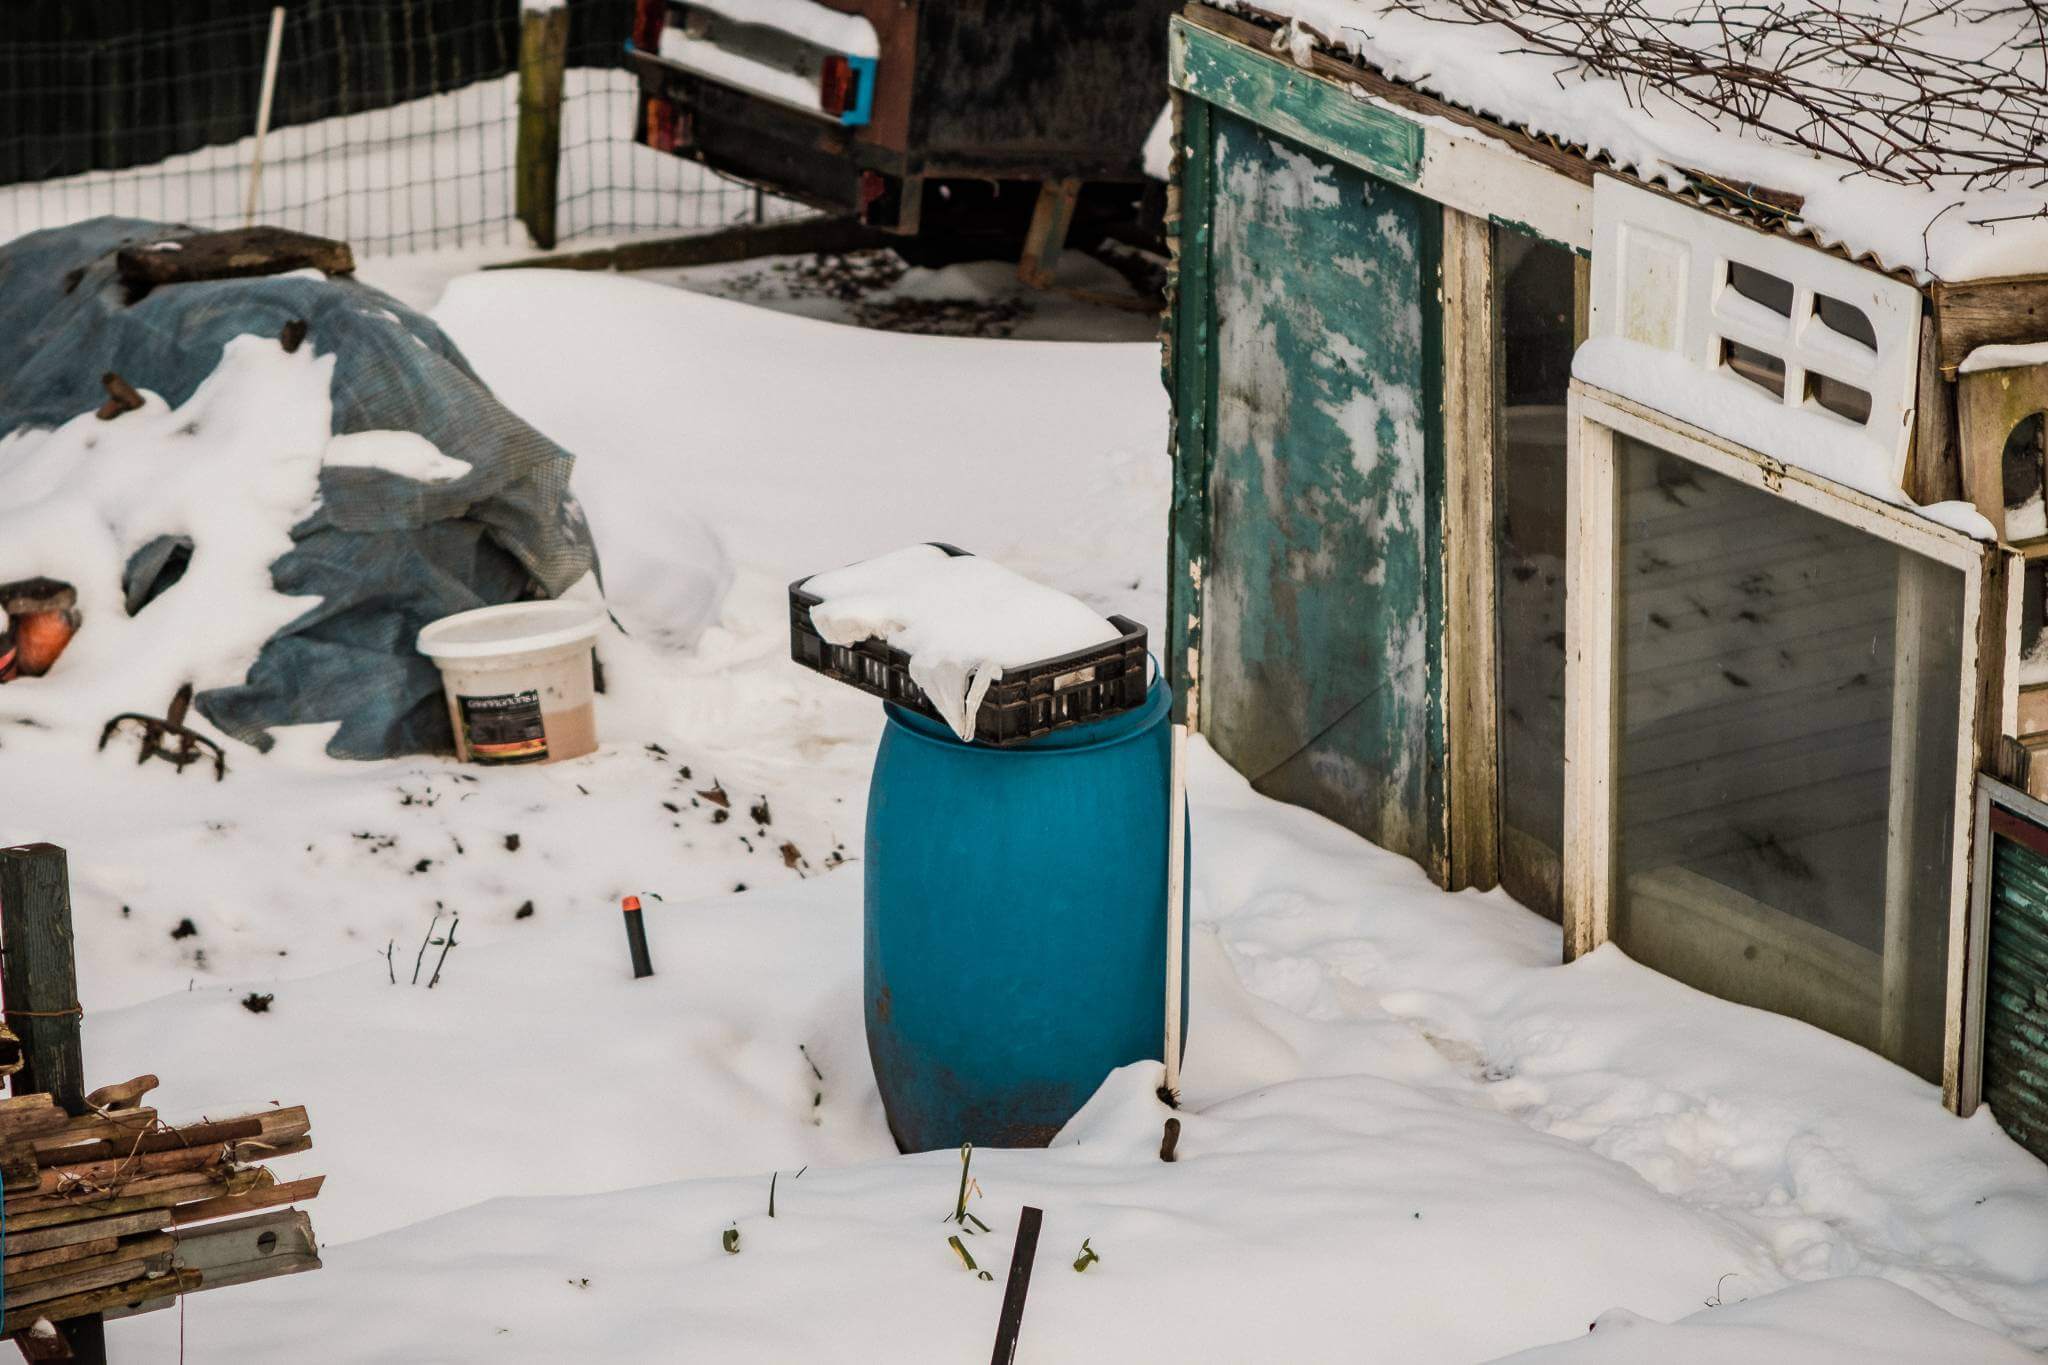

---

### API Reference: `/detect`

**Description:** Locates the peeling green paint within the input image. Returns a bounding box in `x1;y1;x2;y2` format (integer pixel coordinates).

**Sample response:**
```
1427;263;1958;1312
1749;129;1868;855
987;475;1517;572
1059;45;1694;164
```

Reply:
1169;17;1423;187
1185;109;1445;867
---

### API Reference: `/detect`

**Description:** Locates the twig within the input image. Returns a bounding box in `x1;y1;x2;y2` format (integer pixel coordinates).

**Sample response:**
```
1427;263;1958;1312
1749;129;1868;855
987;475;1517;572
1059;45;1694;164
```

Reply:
411;913;440;986
426;914;459;988
1373;0;2048;190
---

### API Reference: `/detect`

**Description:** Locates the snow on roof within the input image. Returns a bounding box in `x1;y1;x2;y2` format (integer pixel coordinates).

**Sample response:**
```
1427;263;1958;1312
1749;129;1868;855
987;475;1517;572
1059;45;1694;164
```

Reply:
1217;0;2048;282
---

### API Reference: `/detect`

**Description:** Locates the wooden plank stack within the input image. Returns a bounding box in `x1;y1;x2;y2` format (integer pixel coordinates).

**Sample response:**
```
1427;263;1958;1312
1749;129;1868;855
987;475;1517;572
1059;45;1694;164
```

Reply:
0;1075;321;1342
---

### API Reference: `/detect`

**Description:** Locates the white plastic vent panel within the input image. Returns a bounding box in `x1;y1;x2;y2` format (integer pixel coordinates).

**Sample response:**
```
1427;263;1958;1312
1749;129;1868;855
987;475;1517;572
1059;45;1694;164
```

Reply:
1589;176;1922;481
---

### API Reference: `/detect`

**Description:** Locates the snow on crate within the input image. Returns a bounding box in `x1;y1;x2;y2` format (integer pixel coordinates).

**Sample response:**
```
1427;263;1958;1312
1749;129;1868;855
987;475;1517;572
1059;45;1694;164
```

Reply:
800;544;1123;741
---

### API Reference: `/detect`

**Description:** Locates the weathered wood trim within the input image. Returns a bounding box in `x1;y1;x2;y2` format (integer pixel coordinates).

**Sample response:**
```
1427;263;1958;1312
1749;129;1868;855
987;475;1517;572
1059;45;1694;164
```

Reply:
1963;776;2001;1116
484;217;889;273
1907;314;1962;506
1018;179;1084;290
1954;546;2021;1110
1931;274;2048;375
1957;362;2048;541
1178;7;1591;249
1186;4;1593;186
1419;191;1452;886
1572;252;1592;346
1562;394;1618;960
2021;684;2048;739
1170;16;1422;186
1443;207;1500;892
1575;386;1985;571
1882;556;1937;1061
1165;90;1217;730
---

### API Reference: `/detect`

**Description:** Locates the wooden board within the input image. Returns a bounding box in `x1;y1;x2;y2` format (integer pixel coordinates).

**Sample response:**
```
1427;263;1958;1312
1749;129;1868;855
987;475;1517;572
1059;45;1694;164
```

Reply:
1176;9;1591;249
1957;363;2048;538
1908;315;1962;506
1931;274;2048;375
113;227;353;290
1195;106;1445;871
2;1211;172;1258
1442;206;1500;891
1171;17;1422;186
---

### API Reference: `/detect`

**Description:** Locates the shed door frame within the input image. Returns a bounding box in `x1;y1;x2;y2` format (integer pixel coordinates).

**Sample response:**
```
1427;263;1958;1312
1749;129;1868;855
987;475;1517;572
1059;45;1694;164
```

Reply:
1566;380;2004;1107
1166;11;1592;888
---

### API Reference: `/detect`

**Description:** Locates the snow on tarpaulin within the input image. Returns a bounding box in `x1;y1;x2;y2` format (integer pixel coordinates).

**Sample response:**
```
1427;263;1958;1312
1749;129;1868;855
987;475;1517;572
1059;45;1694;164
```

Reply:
0;217;610;758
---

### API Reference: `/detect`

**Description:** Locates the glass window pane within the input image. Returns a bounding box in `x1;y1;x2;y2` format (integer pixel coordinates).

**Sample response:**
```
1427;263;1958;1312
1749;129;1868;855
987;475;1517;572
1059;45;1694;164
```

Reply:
1612;434;1962;1085
1494;230;1576;920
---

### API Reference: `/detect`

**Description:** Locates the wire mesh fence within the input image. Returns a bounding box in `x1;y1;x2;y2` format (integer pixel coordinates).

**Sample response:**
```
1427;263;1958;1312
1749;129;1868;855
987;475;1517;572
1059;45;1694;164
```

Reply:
0;0;794;255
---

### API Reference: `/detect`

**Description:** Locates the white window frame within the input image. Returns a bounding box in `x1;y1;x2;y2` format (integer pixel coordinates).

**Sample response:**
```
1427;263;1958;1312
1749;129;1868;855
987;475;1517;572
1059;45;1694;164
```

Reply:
1565;381;2000;1106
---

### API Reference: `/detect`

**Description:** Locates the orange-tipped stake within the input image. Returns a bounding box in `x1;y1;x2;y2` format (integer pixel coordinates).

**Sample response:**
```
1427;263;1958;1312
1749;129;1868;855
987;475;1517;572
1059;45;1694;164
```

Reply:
622;895;654;979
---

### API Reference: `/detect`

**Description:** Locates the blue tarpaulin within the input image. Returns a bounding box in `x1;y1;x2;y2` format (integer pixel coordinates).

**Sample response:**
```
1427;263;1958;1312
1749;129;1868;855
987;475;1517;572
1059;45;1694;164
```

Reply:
0;217;599;758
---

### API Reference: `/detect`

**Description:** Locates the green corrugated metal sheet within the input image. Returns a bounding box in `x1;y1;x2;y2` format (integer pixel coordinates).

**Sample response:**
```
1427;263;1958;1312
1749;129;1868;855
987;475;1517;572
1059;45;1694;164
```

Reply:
1987;835;2048;1162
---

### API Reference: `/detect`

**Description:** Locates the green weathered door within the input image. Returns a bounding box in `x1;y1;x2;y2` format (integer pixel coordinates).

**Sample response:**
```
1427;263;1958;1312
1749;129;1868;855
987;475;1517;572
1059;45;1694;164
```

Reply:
1986;808;2048;1163
1189;107;1443;867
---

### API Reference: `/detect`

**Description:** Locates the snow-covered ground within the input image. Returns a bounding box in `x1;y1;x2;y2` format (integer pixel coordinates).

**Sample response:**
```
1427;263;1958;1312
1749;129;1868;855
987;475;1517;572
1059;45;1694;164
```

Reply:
2;259;2045;1360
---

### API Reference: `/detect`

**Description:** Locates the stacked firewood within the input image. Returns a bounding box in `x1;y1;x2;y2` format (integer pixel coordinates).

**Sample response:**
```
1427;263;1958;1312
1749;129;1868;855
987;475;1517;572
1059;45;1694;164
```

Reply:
1;1074;321;1340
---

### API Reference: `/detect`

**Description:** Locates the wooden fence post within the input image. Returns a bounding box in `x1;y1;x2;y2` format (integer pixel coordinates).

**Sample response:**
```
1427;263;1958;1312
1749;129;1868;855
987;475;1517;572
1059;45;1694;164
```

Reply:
516;3;570;251
1;843;106;1362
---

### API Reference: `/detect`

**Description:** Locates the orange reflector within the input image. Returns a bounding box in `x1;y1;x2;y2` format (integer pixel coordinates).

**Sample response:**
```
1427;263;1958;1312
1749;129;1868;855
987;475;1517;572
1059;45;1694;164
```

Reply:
820;54;854;118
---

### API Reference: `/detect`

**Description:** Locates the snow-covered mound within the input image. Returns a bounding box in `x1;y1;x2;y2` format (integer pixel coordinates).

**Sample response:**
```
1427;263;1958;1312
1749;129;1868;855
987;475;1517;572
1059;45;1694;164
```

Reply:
0;219;715;759
1492;1276;2037;1363
0;337;329;724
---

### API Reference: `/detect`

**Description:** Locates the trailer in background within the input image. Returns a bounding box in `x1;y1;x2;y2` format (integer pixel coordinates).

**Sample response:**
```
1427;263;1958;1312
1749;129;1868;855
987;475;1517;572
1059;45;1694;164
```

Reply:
625;0;1175;267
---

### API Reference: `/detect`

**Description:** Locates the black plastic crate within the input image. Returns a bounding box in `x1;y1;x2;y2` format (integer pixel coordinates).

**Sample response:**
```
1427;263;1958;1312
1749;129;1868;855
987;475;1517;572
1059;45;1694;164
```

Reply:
789;545;1149;746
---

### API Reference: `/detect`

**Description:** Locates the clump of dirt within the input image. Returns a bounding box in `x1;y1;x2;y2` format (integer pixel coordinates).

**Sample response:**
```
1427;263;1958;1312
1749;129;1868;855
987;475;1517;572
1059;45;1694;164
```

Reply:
722;250;1034;339
851;295;1030;339
786;250;908;300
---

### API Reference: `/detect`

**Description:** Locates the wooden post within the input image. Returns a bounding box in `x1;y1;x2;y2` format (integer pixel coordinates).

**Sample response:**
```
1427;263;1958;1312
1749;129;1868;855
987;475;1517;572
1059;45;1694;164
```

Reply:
243;6;287;227
1163;722;1187;1101
1441;206;1500;892
516;3;570;251
988;1206;1042;1365
1;844;105;1363
1017;179;1082;290
1;846;84;1112
1561;396;1619;962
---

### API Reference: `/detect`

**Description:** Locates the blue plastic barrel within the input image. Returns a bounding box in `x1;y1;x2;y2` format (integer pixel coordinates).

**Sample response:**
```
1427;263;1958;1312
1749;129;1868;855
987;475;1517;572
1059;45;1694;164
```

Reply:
864;678;1190;1152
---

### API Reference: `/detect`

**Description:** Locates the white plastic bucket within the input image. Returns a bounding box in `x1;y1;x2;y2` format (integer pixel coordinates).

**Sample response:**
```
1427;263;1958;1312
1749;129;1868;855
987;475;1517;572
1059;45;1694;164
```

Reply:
416;601;605;766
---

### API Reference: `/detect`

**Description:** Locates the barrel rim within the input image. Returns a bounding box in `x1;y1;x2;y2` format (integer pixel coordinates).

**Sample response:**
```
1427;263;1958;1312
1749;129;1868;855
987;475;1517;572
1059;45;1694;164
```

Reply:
882;678;1171;755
